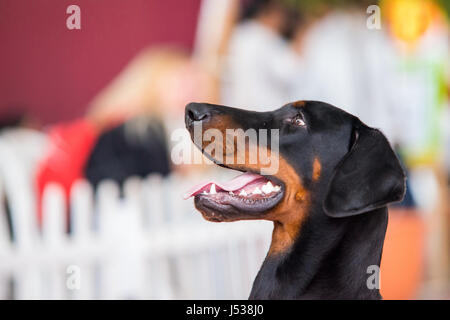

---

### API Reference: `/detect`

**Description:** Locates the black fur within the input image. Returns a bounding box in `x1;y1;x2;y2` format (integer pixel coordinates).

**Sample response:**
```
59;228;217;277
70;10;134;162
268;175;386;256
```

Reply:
185;100;406;299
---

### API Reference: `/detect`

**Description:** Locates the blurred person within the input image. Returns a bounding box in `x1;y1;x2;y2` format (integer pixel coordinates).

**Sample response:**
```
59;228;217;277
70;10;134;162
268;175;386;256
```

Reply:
86;46;217;175
290;2;400;141
289;0;449;167
83;48;186;190
221;0;405;138
380;0;449;168
380;0;450;297
84;117;171;190
221;0;305;110
35;46;217;225
35;118;98;226
87;47;216;132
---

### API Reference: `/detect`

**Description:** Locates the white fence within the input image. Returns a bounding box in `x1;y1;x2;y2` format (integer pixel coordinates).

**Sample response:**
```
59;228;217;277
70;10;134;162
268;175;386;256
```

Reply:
0;172;272;299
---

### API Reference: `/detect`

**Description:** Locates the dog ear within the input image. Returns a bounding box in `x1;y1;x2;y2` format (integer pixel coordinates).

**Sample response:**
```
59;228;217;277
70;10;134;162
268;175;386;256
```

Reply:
323;123;406;218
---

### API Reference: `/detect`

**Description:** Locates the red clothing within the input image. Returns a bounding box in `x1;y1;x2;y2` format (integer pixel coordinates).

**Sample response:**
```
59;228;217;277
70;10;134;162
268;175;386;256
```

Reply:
36;119;98;225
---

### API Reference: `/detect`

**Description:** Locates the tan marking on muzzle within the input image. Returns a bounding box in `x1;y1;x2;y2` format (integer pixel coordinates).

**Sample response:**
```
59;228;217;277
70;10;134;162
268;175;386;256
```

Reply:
198;117;310;255
228;149;309;255
313;157;321;181
265;158;309;256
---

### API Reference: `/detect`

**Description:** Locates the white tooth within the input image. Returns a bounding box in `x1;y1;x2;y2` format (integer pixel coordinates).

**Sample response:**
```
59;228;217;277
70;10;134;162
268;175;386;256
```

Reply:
252;187;262;195
229;191;234;195
262;181;274;194
202;191;208;195
210;184;217;194
239;190;247;196
274;185;281;192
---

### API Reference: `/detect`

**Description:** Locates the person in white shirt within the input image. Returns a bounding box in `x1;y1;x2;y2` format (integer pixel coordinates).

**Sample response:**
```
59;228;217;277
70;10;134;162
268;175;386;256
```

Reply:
221;0;303;111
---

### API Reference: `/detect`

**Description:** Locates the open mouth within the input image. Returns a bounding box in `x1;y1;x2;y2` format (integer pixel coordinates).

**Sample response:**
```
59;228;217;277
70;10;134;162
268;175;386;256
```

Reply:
184;171;285;222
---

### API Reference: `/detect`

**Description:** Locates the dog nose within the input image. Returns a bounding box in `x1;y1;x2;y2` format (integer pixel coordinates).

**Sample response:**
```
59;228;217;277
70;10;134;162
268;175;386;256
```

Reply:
185;103;211;126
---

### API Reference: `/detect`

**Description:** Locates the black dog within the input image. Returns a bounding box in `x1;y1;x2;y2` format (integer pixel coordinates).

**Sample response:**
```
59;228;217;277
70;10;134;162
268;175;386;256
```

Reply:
184;100;405;299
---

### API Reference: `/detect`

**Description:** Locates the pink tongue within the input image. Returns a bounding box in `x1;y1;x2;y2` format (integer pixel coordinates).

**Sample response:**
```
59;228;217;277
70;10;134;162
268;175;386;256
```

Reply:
184;172;264;199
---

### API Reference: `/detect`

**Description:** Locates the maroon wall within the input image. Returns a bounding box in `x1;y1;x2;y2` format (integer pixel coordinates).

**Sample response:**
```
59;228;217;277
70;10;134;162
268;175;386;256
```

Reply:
0;0;201;125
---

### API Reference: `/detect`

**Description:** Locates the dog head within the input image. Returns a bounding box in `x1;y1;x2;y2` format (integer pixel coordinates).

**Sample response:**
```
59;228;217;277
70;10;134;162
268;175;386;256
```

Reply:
184;101;405;233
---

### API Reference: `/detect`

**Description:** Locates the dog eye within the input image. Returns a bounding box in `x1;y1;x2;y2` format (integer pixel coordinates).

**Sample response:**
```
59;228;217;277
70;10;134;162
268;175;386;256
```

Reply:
292;116;306;127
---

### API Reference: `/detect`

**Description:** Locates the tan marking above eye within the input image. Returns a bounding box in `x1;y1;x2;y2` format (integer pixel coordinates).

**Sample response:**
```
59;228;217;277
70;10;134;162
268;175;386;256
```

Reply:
293;100;306;108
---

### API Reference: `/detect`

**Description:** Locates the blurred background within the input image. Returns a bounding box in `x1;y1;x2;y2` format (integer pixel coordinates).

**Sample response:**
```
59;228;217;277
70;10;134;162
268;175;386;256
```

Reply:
0;0;449;299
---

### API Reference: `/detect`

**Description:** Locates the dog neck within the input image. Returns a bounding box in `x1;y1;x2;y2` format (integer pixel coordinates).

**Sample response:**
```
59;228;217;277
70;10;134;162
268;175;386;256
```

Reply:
249;205;388;300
